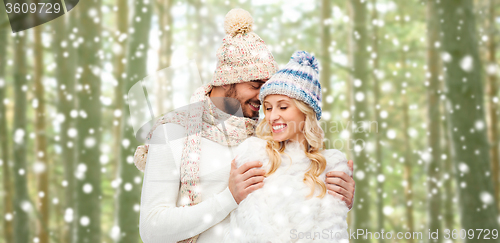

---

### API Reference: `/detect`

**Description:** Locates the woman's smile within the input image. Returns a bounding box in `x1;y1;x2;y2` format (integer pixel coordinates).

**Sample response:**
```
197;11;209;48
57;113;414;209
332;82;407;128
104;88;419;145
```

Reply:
271;123;287;133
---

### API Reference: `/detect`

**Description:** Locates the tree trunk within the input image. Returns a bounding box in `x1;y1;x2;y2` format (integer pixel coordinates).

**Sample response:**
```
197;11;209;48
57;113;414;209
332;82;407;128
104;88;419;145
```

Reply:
320;0;333;133
33;24;49;243
438;0;500;240
401;52;414;243
486;0;500;210
349;0;372;239
112;0;128;179
75;0;102;242
12;31;30;243
0;7;14;243
52;13;77;243
442;115;455;230
157;0;174;112
116;0;152;242
426;1;442;242
370;1;384;240
188;0;203;80
52;12;77;243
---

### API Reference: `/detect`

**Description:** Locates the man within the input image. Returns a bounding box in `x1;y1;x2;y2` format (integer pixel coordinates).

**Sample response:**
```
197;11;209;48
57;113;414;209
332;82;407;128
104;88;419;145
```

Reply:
137;8;355;243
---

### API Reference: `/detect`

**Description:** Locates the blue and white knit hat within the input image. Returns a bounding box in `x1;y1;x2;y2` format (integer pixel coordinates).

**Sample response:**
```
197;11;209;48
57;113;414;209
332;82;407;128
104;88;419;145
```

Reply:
259;51;322;120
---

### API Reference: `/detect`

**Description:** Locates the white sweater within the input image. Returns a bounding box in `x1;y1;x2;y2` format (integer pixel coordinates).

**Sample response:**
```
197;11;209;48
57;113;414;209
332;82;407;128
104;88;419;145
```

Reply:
224;137;351;243
139;123;239;243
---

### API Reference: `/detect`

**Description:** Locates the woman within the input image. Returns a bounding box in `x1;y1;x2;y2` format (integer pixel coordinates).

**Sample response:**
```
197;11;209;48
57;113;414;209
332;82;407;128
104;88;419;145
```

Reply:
224;51;351;243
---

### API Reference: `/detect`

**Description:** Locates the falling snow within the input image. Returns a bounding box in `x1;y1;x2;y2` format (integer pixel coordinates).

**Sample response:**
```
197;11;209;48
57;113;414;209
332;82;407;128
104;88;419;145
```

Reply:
480;192;493;205
80;216;90;226
459;55;473;72
83;183;93;194
386;129;396;139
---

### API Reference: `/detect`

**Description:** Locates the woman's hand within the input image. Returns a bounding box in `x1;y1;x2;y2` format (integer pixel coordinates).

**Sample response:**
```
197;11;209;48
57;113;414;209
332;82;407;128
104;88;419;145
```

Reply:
228;158;266;204
325;160;355;210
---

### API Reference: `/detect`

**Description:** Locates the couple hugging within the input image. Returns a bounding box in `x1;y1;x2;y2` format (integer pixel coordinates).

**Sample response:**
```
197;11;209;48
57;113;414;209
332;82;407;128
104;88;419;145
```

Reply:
135;8;355;243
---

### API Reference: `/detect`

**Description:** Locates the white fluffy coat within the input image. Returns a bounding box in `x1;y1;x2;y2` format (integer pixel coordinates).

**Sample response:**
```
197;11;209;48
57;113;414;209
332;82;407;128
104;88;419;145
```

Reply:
224;137;351;243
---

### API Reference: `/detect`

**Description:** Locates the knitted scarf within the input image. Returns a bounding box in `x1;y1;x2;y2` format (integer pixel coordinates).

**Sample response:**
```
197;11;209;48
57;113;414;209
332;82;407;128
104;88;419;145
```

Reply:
133;84;256;243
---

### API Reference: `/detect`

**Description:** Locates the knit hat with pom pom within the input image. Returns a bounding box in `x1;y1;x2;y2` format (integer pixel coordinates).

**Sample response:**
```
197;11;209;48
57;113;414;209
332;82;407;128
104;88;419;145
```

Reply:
212;8;279;86
259;51;322;120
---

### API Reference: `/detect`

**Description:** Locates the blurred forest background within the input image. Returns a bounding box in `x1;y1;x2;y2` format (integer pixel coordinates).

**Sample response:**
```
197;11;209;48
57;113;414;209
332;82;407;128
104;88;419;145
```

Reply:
1;0;500;242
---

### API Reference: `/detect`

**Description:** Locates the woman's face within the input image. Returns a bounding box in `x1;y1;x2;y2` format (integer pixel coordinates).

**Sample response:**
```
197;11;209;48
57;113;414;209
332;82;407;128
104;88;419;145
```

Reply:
263;95;306;143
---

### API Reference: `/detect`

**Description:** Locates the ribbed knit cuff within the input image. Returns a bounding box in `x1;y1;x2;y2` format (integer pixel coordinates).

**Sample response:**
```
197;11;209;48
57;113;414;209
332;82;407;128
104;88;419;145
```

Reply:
212;62;279;86
218;187;239;213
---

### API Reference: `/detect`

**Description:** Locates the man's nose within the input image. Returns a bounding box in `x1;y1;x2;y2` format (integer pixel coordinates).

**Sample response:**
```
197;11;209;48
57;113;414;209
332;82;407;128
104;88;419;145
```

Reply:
253;90;261;101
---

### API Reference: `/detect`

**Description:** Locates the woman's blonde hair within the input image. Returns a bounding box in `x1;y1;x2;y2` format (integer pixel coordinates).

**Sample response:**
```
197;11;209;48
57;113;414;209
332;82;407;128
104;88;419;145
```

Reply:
256;98;327;198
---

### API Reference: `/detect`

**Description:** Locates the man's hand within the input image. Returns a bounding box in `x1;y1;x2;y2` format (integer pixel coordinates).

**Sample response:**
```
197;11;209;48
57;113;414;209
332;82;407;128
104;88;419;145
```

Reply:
228;159;266;204
326;160;355;210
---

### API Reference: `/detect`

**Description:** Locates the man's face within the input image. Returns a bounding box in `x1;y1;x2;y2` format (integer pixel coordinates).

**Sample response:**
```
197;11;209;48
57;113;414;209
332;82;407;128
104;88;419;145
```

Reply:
224;80;267;119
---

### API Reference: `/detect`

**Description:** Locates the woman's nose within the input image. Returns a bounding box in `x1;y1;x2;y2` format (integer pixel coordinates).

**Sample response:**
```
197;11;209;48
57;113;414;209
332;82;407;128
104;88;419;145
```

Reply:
269;109;280;122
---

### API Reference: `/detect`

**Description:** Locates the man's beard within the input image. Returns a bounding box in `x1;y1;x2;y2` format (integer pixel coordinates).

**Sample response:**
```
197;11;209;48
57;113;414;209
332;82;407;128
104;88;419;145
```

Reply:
224;85;260;119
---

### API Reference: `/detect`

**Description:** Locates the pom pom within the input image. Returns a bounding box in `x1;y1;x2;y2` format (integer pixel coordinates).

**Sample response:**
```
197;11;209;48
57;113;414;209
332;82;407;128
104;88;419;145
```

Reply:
134;145;149;172
224;8;253;36
290;51;319;73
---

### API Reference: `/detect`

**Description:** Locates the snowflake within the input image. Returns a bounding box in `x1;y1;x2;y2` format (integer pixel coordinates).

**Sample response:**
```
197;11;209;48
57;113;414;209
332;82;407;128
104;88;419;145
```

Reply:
67;128;77;138
114;109;122;117
122;139;130;148
480;192;493;205
386;129;396;139
21;201;31;212
100;155;109;165
355;171;365;180
83;183;93;194
354;79;362;87
487;64;497;75
14;128;25;144
203;214;213;223
460;55;473;72
33;162;46;174
84;137;96;148
110;225;120;240
355;92;365;102
75;163;87;180
124;183;132;191
460;182;467;188
475;120;485;130
380;110;388;119
80;216;90;226
458;163;469;173
383;206;394;215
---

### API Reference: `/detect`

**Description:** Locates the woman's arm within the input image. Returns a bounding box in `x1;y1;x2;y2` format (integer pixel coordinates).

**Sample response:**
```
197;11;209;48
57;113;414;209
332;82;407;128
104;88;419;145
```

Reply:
139;124;238;243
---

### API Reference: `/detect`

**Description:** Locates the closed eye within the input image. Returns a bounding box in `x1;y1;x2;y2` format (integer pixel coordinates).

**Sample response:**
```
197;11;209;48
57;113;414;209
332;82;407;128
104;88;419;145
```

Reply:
280;107;287;110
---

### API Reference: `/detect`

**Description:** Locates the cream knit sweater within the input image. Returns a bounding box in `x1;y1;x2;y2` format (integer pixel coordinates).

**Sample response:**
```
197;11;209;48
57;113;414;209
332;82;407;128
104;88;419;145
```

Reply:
139;123;239;243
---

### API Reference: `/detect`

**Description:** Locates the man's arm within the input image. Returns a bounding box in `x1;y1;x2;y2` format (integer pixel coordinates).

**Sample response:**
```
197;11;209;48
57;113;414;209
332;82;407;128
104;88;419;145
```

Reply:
325;160;355;210
139;124;238;243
